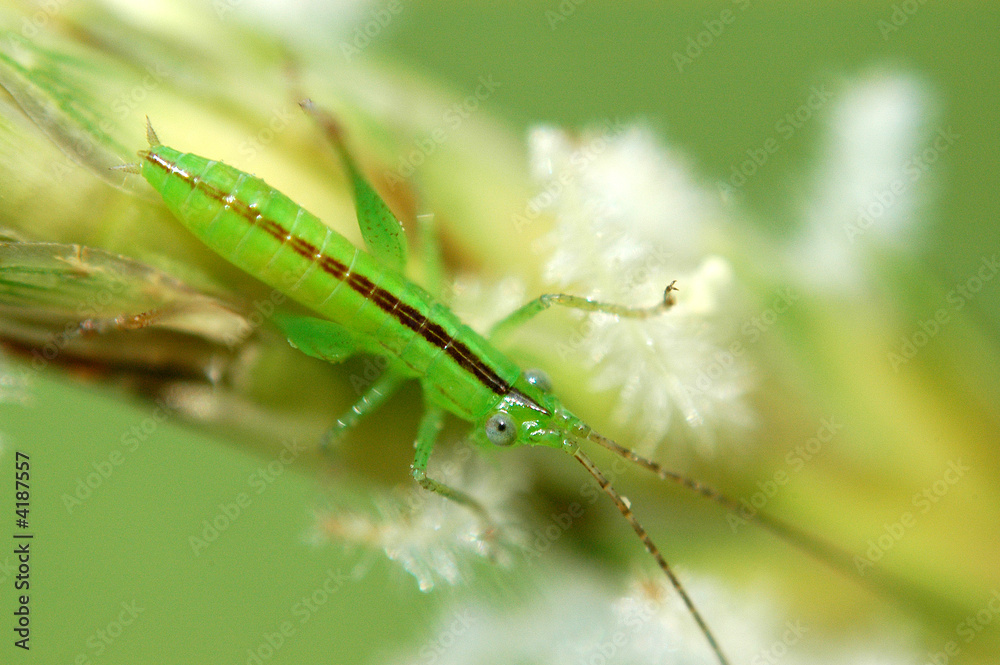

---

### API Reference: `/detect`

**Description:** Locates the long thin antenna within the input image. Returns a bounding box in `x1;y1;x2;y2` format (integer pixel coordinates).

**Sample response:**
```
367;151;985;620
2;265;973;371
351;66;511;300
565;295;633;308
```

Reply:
583;426;848;549
580;426;967;621
571;446;732;665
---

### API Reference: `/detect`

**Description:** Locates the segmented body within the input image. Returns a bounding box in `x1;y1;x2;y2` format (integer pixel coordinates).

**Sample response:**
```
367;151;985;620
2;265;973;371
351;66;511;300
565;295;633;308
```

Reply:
133;128;775;665
140;146;519;420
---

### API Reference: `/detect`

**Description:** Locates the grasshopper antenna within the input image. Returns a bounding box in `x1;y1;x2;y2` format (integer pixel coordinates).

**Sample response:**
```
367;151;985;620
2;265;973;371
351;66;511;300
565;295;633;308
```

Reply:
579;425;968;622
571;445;732;665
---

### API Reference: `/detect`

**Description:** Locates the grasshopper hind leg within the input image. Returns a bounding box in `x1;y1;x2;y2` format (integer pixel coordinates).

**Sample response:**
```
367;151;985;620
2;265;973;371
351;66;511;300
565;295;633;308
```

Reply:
299;98;409;274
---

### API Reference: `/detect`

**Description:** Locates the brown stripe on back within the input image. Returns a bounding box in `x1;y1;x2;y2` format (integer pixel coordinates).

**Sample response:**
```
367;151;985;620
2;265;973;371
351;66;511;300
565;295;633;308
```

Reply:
146;151;511;395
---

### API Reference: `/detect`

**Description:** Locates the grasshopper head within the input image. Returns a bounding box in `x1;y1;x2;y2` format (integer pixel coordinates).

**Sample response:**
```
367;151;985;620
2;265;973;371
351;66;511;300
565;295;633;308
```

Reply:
477;369;584;452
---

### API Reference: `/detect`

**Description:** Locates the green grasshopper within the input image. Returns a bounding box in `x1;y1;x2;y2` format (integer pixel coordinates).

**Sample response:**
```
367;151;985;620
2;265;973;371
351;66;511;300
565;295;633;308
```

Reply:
117;103;830;665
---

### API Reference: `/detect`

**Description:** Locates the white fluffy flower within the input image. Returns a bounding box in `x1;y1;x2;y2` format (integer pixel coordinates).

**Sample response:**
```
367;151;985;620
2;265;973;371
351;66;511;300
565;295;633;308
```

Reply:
386;569;917;665
309;444;529;591
524;123;753;456
790;74;933;292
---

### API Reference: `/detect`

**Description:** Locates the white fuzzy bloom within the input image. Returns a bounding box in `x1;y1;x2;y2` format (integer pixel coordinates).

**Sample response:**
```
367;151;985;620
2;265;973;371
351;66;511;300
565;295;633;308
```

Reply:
525;123;752;456
790;74;933;291
386;570;916;665
532;122;716;287
309;445;529;591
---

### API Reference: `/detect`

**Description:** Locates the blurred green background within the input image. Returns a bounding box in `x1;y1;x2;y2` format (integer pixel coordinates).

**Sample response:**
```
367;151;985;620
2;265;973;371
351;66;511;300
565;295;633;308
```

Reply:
1;2;998;664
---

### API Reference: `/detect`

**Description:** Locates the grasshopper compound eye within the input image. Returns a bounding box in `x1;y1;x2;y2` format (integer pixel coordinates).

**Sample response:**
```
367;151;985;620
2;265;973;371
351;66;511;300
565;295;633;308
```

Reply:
485;413;518;446
524;368;552;393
